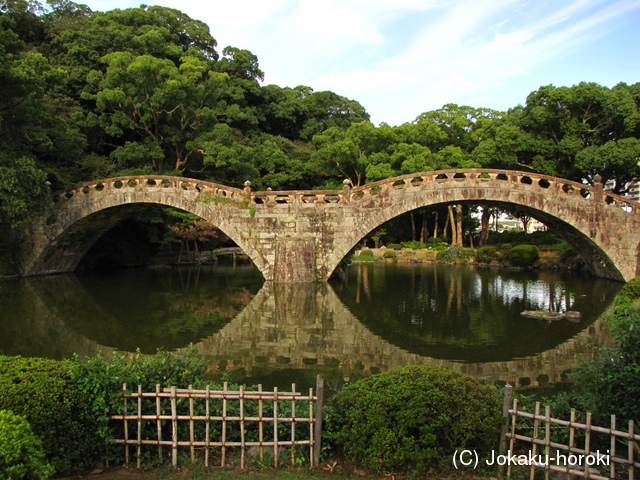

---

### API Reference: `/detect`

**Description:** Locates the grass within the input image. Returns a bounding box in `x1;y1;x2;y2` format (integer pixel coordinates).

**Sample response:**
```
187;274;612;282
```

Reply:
57;460;494;480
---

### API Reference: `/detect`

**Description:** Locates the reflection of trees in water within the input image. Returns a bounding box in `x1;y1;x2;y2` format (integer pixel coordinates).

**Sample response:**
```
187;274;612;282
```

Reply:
332;264;621;362
5;266;261;353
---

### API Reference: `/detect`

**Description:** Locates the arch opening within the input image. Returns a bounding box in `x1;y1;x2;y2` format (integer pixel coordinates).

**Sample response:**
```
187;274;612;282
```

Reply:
29;203;262;278
327;199;624;282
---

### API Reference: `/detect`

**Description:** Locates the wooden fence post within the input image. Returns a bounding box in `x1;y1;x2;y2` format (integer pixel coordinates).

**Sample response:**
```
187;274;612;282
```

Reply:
313;374;325;467
499;384;513;479
170;386;177;467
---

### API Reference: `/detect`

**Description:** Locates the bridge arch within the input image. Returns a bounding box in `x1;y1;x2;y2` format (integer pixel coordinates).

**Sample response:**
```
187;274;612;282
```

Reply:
321;169;640;282
22;169;640;282
25;176;270;278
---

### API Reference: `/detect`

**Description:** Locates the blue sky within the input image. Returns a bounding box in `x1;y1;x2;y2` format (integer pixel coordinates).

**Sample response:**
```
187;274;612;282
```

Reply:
78;0;640;126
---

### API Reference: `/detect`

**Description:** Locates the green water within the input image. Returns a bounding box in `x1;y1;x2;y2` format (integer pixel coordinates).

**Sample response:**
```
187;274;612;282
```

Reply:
0;262;622;392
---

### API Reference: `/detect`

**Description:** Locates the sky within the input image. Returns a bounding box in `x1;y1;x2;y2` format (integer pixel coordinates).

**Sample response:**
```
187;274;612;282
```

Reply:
77;0;640;126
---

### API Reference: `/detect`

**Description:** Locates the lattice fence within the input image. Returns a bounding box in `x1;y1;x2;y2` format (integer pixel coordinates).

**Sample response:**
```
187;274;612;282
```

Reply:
111;375;324;469
501;385;640;479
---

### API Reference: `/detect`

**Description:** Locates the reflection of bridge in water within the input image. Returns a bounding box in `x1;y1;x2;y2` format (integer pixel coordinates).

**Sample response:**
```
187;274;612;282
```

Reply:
2;272;610;390
188;282;609;389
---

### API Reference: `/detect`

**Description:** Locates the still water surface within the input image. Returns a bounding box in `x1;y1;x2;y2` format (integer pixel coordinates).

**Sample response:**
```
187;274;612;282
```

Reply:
0;262;622;393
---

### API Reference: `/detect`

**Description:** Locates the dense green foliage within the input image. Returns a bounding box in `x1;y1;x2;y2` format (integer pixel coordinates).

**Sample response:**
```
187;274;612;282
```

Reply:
0;409;54;480
569;283;640;423
324;365;502;473
617;275;640;301
508;244;539;267
0;356;101;475
486;229;559;246
69;347;207;450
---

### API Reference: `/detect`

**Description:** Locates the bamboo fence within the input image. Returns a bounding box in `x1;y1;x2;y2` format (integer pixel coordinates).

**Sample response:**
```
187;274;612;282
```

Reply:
111;375;324;469
501;385;640;479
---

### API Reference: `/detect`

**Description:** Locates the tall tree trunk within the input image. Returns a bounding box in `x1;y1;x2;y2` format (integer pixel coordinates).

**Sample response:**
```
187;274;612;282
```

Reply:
433;212;439;238
420;210;429;243
410;212;416;241
446;205;456;245
479;206;491;246
455;204;463;246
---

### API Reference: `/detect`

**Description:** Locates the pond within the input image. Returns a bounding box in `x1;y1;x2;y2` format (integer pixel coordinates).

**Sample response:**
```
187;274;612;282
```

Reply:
0;262;622;395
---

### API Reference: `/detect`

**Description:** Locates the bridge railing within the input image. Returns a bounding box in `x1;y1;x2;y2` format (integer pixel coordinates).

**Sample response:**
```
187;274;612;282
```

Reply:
250;190;344;205
348;168;640;215
56;170;640;216
56;175;246;203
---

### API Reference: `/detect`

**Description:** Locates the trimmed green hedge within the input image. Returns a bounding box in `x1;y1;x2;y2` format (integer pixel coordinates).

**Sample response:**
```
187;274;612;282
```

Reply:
0;356;101;475
324;365;502;473
617;276;640;301
508;244;539;267
0;409;54;480
382;250;397;259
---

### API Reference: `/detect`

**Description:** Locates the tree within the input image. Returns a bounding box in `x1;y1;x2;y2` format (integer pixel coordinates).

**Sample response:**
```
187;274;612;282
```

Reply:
312;122;396;186
474;82;640;189
91;52;228;173
412;104;502;152
170;218;223;264
0;156;49;227
575;137;640;194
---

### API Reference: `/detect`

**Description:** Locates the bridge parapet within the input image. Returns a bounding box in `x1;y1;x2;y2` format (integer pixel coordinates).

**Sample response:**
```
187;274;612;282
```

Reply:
349;169;640;216
57;175;246;203
250;190;344;205
55;170;640;217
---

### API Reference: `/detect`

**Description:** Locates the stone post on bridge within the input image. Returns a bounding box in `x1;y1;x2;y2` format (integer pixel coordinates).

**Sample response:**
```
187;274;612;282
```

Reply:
342;179;351;203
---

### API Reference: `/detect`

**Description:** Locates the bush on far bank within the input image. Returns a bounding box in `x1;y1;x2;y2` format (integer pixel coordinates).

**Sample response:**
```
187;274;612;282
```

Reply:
508;244;539;267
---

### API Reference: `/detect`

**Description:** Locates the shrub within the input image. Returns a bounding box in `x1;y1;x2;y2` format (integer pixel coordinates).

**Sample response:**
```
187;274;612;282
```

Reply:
386;243;402;250
427;236;448;246
382;250;397;260
70;349;311;467
0;410;54;480
617;276;640;302
438;244;463;264
528;230;559;245
0;356;101;475
571;295;640;423
459;248;475;263
476;246;497;258
69;347;207;461
324;365;502;473
558;241;575;258
401;240;426;250
352;248;376;262
508;244;539;267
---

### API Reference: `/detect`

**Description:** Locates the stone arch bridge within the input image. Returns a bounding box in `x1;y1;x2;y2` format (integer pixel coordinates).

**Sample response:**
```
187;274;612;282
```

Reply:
22;169;640;282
